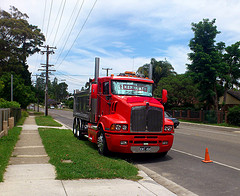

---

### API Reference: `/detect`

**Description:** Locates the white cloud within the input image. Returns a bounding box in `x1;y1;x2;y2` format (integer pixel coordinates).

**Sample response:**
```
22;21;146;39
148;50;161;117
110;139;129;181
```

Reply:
155;45;191;74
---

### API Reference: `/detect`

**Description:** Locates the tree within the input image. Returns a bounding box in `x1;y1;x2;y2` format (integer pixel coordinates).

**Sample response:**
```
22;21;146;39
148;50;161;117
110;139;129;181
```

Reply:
48;77;58;100
221;42;240;105
0;6;45;108
0;73;35;108
137;58;176;86
154;74;199;109
187;19;224;110
34;76;45;104
0;6;45;86
47;77;69;102
58;82;68;101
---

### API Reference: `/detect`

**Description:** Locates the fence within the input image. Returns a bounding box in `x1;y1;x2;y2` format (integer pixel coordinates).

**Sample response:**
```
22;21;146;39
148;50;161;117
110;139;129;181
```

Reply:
10;108;21;126
167;110;227;124
0;108;21;138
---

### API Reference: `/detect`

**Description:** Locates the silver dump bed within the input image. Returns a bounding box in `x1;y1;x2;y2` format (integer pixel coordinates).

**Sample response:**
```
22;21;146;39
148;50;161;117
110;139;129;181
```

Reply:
73;90;90;121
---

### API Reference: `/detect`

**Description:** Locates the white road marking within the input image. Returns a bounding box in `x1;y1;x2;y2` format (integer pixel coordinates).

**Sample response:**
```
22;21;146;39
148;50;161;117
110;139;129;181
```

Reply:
172;148;240;171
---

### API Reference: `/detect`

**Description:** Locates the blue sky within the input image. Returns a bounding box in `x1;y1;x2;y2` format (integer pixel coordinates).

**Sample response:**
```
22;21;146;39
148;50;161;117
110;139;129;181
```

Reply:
2;0;240;93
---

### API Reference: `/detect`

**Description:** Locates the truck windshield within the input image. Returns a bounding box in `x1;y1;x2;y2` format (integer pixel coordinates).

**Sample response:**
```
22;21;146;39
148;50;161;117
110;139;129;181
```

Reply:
111;80;153;97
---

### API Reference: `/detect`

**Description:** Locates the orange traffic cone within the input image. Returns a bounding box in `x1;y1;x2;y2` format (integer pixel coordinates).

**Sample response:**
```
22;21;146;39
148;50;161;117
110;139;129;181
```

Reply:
202;148;213;163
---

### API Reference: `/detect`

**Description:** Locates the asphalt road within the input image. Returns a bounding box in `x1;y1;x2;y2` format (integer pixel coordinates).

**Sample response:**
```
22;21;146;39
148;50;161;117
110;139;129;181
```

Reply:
47;109;240;196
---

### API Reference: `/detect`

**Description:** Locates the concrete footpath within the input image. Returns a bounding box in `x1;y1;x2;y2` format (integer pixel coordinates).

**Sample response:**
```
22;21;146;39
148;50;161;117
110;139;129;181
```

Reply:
0;114;176;196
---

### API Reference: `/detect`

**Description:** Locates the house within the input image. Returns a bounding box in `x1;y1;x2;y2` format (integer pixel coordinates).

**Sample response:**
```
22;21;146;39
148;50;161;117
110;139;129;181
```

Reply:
219;90;240;109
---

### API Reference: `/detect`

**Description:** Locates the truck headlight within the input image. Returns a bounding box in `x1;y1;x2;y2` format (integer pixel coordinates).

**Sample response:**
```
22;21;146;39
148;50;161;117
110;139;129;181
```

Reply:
122;124;128;131
115;124;121;131
110;124;128;131
164;125;173;132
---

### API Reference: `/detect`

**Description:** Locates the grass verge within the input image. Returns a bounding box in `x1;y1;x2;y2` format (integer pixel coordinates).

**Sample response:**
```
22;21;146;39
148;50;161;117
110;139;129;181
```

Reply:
0;127;21;182
179;119;240;128
33;111;44;116
39;128;140;180
35;116;62;127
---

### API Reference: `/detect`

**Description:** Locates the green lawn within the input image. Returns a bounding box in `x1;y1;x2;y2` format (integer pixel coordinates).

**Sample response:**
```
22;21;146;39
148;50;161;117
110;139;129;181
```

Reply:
35;116;62;127
0;127;21;182
33;111;44;116
179;119;240;128
39;128;140;180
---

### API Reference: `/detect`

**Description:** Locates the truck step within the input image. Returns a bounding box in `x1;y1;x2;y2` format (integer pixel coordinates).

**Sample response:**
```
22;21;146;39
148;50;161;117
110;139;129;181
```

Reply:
84;135;92;141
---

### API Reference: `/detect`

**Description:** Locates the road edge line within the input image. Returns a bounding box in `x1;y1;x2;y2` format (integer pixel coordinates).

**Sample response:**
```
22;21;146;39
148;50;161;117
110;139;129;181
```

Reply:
172;148;240;171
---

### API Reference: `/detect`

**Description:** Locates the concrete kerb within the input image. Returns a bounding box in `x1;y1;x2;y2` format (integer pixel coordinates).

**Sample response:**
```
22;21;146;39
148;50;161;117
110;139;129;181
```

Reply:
137;165;197;196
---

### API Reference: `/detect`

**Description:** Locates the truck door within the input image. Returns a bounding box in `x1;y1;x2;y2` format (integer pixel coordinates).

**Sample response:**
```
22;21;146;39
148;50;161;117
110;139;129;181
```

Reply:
100;81;111;115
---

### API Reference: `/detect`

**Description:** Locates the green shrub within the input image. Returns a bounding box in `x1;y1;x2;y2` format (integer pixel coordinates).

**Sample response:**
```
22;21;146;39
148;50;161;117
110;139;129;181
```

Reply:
227;105;240;126
16;110;28;126
0;98;20;108
64;99;73;109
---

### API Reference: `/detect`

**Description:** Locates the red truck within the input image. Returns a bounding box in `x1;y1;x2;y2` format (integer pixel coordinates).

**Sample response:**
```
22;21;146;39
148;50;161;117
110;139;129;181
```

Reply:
73;57;174;156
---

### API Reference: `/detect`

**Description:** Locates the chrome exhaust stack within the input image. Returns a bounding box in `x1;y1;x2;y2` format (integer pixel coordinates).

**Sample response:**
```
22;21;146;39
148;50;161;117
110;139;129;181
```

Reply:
149;60;153;80
95;57;100;84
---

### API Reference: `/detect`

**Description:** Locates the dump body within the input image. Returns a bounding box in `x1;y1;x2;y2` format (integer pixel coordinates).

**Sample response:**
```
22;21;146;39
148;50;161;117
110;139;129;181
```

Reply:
73;90;90;121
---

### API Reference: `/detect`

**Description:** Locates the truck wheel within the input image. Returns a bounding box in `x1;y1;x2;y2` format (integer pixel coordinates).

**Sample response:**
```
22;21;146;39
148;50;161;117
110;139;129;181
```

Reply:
97;130;109;156
76;121;80;138
73;118;77;137
76;119;84;140
158;151;168;157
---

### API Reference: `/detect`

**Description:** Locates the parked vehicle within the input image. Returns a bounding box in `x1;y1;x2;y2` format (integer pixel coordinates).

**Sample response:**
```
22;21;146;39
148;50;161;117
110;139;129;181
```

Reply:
165;112;180;128
73;58;174;156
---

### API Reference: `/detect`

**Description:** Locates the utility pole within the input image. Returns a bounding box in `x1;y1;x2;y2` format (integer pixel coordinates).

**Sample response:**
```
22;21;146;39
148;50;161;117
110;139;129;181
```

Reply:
102;68;112;76
39;45;56;116
33;74;41;112
11;74;13;101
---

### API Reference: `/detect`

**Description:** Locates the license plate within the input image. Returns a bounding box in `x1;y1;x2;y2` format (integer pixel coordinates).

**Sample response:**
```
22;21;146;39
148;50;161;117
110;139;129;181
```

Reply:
140;146;151;151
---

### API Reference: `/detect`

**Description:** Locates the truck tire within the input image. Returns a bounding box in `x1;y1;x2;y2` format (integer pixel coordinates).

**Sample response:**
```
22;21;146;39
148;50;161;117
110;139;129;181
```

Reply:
97;129;109;156
76;119;84;140
158;151;168;157
73;118;77;137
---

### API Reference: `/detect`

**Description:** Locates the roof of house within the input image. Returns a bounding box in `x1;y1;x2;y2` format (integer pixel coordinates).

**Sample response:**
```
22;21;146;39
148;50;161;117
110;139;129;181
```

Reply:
228;90;240;101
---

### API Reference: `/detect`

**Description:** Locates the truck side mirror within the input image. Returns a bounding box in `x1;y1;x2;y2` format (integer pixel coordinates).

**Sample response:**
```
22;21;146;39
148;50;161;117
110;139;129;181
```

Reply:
162;89;167;103
91;84;98;99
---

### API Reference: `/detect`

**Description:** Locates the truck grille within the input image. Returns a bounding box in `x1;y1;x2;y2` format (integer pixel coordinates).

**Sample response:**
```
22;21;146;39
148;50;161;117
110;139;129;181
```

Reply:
130;106;163;132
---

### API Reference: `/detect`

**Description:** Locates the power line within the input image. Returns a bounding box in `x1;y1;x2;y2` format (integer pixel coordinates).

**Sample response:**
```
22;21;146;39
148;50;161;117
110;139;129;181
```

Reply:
55;0;81;47
45;0;53;41
56;0;98;69
52;0;66;45
55;0;85;65
55;70;92;82
34;0;47;73
41;0;47;32
48;0;64;43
